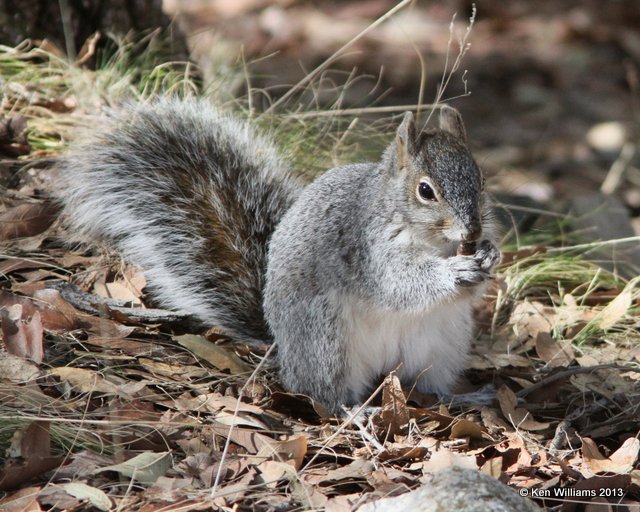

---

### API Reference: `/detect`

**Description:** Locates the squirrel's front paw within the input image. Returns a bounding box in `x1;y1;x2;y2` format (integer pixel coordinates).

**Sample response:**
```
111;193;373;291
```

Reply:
474;240;501;273
450;240;500;287
449;255;490;287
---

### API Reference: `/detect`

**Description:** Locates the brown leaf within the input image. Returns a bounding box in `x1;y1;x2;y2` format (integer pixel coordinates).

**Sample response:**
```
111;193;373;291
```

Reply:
256;460;296;488
209;424;271;454
535;332;575;367
0;290;73;331
1;304;43;364
420;446;478;473
376;444;429;462
582;437;640;475
0;486;43;511
510;300;555;340
0;201;60;241
174;334;252;374
0;422;63;491
0;351;40;382
450;419;488;440
32;288;134;338
253;434;308;470
497;386;550;431
0;258;44;275
597;285;633;330
373;373;409;438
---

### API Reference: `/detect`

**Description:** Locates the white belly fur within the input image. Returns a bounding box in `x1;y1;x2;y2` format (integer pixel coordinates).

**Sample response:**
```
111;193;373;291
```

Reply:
342;295;474;402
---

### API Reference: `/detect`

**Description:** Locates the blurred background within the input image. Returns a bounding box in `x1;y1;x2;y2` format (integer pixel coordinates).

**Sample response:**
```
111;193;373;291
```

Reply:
1;0;639;258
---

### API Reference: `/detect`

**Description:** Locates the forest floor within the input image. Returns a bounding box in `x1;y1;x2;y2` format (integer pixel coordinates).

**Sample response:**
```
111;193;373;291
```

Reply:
0;2;639;510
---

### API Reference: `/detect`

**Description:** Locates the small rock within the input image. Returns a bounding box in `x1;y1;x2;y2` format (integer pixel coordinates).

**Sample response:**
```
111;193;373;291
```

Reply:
358;466;540;512
586;122;627;153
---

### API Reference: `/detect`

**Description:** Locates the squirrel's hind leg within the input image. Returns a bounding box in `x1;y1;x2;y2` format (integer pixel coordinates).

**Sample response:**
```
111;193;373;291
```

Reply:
270;295;355;414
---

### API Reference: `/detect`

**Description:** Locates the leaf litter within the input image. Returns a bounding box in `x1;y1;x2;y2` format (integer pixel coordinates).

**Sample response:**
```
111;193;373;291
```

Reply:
0;41;638;512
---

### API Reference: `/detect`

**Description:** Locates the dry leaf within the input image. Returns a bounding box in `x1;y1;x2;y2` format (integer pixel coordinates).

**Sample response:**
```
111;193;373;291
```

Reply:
582;437;640;475
510;300;555;340
95;451;172;486
0;351;40;382
420;447;477;473
0;486;42;512
60;483;112;511
535;332;574;367
597;286;633;330
374;373;409;438
497;386;550;431
0;304;43;364
253;434;308;470
175;334;252;374
49;367;122;395
209;424;271;454
450;419;487;440
93;281;142;305
0;201;59;241
0;422;63;491
256;460;296;488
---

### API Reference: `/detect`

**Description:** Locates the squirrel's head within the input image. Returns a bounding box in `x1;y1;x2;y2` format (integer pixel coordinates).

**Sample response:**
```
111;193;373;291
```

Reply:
386;106;488;254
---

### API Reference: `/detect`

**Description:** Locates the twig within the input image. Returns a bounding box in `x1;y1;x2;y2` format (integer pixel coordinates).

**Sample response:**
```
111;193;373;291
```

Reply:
286;103;438;119
351;412;385;454
301;379;387;473
517;364;640;398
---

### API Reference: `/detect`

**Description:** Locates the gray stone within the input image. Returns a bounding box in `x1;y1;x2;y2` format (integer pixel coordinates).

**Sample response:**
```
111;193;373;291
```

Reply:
358;466;539;512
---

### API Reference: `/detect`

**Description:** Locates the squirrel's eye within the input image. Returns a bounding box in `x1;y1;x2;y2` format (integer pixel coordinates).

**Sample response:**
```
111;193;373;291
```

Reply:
417;181;436;202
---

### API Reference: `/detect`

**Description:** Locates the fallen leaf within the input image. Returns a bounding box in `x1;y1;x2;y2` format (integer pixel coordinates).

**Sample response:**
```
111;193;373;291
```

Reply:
0;422;63;491
497;386;551;431
0;201;59;241
597;285;633;330
93;281;142;305
174;334;252;374
49;367;122;395
373;373;409;438
256;460;296;488
0;486;42;511
450;419;487;440
535;332;575;367
420;446;477;473
1;304;43;363
95;451;172;486
61;482;112;511
510;300;555;340
0;290;74;331
0;351;40;382
209;424;272;454
582;437;640;475
253;434;308;470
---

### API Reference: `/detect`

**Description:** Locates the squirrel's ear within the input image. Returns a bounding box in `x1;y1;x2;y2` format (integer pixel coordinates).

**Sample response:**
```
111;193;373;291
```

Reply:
396;111;417;166
439;105;467;142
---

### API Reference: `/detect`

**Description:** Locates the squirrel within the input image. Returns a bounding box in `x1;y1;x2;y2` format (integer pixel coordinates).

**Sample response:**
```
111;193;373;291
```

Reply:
56;97;500;413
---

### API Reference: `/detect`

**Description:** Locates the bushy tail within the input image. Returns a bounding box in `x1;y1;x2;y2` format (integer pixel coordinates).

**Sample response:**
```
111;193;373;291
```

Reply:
56;97;302;343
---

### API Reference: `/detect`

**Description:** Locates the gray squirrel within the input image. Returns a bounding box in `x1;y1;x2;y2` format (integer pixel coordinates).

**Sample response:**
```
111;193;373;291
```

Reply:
56;97;500;413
